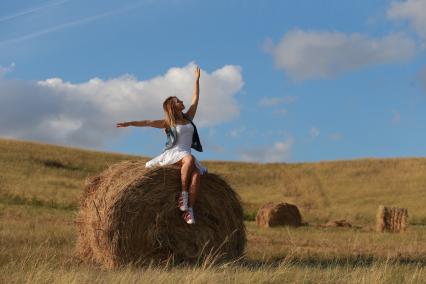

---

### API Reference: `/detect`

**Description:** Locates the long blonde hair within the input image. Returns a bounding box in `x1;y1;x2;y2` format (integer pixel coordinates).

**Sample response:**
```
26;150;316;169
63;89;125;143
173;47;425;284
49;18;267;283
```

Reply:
163;96;180;128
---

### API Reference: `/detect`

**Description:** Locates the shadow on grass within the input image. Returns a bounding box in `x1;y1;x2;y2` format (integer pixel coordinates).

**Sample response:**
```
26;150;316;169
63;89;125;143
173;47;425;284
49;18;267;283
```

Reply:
238;255;426;269
36;158;82;171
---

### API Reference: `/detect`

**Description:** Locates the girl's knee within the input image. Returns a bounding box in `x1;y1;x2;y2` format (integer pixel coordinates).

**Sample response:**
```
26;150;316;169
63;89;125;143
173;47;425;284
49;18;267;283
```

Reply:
182;155;195;166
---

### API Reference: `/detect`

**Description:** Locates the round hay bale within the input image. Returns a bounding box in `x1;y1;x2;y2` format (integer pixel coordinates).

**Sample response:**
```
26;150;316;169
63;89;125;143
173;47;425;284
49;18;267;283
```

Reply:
76;160;246;268
256;202;302;228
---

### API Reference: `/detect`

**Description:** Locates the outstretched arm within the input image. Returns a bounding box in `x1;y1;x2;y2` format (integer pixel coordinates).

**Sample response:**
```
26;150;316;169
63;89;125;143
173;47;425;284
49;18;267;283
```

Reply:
185;66;200;119
116;120;166;128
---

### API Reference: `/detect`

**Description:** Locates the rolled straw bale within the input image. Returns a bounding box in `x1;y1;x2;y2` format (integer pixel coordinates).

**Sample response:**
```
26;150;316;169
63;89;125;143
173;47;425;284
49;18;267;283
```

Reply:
256;202;302;228
76;160;246;268
376;205;408;233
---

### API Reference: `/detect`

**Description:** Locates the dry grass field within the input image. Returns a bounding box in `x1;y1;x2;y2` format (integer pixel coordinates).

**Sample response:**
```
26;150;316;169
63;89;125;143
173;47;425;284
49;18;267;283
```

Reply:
1;138;426;283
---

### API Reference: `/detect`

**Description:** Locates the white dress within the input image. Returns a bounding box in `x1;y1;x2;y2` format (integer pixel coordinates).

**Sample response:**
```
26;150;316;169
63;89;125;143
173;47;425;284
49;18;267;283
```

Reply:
145;123;208;174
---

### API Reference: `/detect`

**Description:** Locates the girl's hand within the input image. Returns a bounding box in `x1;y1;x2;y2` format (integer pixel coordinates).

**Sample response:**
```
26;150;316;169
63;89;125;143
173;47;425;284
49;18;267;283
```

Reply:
116;122;130;128
195;66;201;80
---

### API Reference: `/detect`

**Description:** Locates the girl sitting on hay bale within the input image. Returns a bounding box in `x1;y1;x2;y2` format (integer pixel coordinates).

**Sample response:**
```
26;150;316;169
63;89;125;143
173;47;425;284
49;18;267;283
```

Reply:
116;66;205;225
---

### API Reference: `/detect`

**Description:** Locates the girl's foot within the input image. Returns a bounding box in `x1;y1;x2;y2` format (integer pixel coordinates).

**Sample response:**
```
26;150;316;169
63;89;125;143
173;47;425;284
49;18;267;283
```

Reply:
178;191;189;212
183;207;195;224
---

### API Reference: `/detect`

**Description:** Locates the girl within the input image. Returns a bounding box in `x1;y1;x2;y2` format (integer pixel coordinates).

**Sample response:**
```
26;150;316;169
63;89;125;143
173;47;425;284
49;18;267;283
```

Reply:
116;66;206;224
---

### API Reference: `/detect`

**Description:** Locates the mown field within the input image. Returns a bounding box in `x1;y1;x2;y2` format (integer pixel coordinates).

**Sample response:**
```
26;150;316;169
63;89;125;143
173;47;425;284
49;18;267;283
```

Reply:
1;138;426;283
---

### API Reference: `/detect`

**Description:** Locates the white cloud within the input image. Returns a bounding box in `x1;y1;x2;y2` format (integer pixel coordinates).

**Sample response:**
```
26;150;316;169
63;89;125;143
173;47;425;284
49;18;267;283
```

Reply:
309;127;320;138
240;138;293;163
0;62;243;148
258;95;296;107
388;0;426;38
268;30;416;81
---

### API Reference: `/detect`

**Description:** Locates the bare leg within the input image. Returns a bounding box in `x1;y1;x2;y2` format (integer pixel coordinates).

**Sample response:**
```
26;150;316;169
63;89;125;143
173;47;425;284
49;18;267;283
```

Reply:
189;170;201;207
180;155;195;192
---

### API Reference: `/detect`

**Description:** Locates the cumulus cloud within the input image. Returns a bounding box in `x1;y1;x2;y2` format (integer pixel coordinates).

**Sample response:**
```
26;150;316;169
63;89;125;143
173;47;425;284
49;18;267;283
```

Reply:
0;62;243;148
268;30;416;81
388;0;426;38
240;138;293;163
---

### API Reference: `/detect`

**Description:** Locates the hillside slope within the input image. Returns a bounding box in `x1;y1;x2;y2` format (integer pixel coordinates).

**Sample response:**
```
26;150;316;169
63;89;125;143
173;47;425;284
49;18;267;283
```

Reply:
0;138;425;225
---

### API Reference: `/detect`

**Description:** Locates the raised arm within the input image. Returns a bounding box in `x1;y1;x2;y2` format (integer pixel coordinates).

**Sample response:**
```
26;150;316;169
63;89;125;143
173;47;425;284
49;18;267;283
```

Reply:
185;66;200;119
116;119;166;129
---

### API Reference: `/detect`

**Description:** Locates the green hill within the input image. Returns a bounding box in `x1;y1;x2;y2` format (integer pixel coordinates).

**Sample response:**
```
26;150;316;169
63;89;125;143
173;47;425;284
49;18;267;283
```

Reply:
1;138;426;282
1;138;425;225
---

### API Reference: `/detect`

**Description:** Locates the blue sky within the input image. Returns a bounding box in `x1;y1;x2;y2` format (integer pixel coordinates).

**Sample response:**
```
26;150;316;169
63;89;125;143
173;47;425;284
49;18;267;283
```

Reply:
1;0;426;163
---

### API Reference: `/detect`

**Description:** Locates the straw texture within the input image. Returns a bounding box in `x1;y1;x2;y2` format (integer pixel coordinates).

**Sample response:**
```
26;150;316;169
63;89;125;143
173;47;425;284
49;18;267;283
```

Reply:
76;160;246;268
256;202;302;228
376;205;408;233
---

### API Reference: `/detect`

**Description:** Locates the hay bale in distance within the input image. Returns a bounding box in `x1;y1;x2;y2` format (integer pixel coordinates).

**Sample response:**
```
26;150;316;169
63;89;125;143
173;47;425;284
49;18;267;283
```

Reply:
76;160;246;268
376;205;408;233
256;202;302;228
